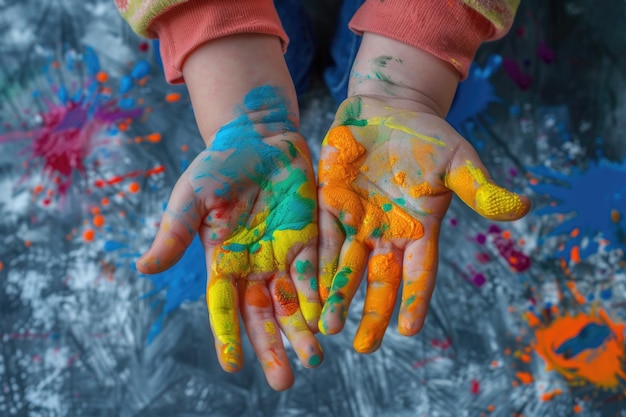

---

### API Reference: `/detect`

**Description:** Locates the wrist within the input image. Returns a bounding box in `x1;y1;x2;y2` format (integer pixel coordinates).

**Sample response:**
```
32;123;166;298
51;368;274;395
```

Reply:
348;32;460;118
182;34;298;146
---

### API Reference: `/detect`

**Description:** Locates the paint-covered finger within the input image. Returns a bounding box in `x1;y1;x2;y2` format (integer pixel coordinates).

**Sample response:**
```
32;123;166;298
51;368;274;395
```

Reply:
317;209;344;304
354;250;403;353
445;152;531;221
319;240;369;335
136;180;201;273
290;245;321;332
206;265;242;373
238;279;294;391
269;275;324;369
398;224;440;336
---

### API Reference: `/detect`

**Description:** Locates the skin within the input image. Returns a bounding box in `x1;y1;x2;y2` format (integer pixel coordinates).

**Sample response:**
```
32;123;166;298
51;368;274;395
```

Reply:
135;34;322;391
318;33;531;353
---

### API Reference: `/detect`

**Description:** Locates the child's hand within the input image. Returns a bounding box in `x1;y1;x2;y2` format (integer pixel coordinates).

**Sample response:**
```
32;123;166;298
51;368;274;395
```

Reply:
317;35;531;352
137;103;322;389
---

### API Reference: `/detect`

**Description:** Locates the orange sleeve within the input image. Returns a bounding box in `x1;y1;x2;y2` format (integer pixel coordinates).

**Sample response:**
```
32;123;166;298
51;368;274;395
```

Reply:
349;0;519;79
147;0;288;83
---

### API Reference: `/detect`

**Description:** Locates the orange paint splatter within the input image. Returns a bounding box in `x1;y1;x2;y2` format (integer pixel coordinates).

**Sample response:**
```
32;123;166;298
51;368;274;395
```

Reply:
487;405;495;412
101;197;110;206
33;185;44;194
165;92;181;102
516;371;534;384
570;245;580;264
570;228;580;237
93;215;105;228
0;261;3;271
611;209;620;223
146;132;162;143
541;389;562;402
96;71;108;83
128;182;140;193
533;308;626;389
83;229;95;242
573;404;582;413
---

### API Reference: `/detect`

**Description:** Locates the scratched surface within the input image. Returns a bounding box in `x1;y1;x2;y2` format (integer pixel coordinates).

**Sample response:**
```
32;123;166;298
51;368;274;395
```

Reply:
1;1;625;416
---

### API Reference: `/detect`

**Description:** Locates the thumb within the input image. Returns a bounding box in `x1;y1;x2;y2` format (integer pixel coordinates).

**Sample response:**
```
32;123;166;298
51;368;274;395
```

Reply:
136;179;203;274
444;146;531;221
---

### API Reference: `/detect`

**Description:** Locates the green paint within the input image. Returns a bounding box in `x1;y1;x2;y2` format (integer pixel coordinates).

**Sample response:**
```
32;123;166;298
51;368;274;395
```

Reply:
309;277;318;291
382;203;393;212
332;267;352;290
374;70;392;83
343;224;357;236
343;118;368;127
296;259;313;274
284;140;298;158
308;355;321;367
327;292;344;305
405;294;416;306
373;55;393;67
393;198;406;206
250;241;261;254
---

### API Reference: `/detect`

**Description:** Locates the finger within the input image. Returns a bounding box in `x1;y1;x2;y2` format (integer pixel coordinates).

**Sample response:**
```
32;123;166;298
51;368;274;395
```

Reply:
445;147;531;221
206;257;243;373
318;239;369;335
353;248;403;353
238;279;293;391
136;179;202;273
268;274;324;370
398;223;441;336
290;245;322;332
317;209;344;304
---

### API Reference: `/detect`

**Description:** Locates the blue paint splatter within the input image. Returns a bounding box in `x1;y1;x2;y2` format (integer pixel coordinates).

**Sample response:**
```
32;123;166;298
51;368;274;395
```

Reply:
141;235;207;343
530;159;626;260
555;322;611;359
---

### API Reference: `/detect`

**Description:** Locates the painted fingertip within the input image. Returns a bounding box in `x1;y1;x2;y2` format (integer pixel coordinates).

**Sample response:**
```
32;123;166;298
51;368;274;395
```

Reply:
353;333;382;354
475;183;530;220
307;352;323;368
219;343;243;373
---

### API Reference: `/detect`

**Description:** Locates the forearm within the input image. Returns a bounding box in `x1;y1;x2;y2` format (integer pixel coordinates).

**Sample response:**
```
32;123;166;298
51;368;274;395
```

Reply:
182;34;298;146
348;32;459;118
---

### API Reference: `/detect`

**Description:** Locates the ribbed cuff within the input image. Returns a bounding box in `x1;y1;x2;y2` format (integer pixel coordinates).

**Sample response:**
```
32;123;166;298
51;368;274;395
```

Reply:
149;0;288;84
349;0;495;79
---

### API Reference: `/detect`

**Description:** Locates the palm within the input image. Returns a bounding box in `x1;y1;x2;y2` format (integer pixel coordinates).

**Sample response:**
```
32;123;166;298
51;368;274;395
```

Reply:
317;96;530;353
138;128;322;391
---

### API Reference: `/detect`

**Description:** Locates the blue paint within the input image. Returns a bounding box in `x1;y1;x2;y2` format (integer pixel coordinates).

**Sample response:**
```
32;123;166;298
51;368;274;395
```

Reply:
210;85;296;192
141;235;207;343
555;322;611;359
104;240;127;252
530;159;626;260
119;75;134;94
446;55;502;134
83;46;100;76
131;60;151;79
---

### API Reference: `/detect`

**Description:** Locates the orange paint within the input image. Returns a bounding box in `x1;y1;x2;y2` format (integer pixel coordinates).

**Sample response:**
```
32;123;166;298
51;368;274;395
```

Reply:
487;405;495;412
101;197;110;206
611;209;620;223
354;253;401;352
128;182;140;193
165;92;181;102
181;144;189;152
83;229;95;242
519;353;532;363
541;389;562;402
570;228;580;237
0;261;3;271
96;71;108;83
570;245;580;264
245;282;271;308
93;215;105;228
33;185;43;194
273;279;298;317
146;132;162;143
533;308;626;389
516;371;533;384
573;404;582;413
320;125;424;243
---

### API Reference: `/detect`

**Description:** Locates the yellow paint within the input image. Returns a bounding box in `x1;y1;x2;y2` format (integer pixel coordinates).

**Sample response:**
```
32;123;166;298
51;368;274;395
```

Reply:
207;278;241;371
264;321;276;344
319;256;338;303
446;161;527;220
367;116;446;147
298;297;321;324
